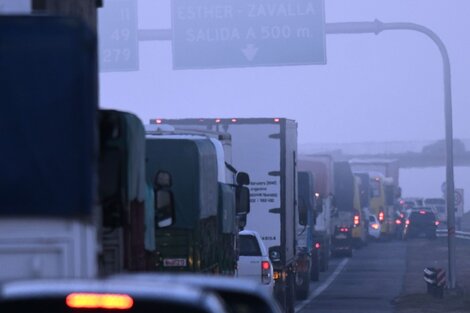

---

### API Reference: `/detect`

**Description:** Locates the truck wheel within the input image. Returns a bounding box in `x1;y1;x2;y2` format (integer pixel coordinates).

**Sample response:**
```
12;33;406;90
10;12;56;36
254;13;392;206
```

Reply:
286;271;296;313
295;271;310;300
311;262;320;282
320;251;329;272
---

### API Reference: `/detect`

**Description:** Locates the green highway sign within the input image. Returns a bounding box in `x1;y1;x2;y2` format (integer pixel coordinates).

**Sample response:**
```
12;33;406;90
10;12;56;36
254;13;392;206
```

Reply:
98;0;139;72
172;0;326;69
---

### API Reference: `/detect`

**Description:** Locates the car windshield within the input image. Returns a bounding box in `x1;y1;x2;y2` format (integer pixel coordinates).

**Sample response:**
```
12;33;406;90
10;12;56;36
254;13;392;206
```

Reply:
409;211;436;223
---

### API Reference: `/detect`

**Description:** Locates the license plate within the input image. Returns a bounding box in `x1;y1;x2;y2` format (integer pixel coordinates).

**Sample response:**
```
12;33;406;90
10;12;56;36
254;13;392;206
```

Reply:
335;234;347;239
163;258;187;267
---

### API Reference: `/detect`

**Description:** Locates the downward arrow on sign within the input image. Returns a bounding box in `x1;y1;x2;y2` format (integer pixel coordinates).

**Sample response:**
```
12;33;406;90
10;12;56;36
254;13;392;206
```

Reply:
242;44;259;61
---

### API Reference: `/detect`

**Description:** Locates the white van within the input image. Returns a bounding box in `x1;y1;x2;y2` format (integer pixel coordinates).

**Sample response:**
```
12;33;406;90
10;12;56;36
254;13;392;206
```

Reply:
237;230;274;293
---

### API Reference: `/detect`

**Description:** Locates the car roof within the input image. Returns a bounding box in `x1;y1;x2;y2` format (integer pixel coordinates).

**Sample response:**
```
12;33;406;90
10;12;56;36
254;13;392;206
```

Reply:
111;273;267;295
240;229;259;236
0;278;226;312
109;274;281;313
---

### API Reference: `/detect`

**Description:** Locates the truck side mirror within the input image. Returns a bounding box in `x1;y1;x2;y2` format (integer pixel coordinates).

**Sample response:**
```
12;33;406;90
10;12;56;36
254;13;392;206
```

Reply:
236;186;250;214
315;194;324;213
298;198;308;226
236;172;250;186
238;214;247;231
154;171;175;228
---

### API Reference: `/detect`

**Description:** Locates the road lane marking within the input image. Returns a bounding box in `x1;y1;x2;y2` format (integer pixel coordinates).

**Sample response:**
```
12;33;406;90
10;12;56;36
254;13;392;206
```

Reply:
295;258;349;313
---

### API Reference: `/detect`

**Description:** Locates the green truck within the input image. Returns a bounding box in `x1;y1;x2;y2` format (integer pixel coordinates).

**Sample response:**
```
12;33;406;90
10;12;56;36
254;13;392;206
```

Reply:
145;133;249;275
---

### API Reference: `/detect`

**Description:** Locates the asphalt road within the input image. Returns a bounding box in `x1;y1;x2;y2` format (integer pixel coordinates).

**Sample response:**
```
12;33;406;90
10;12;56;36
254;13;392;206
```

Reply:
296;240;407;313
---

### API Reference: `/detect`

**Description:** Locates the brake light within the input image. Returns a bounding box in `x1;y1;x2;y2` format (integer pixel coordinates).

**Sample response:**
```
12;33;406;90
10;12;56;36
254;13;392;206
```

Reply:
262;261;270;271
231;118;237;123
400;213;405;218
315;243;321;249
155;119;162;124
395;219;402;225
435;220;440;226
371;223;379;230
215;118;221;123
405;219;410;226
378;212;384;222
66;293;133;310
340;227;349;232
419;210;426;215
261;261;272;284
274;118;280;123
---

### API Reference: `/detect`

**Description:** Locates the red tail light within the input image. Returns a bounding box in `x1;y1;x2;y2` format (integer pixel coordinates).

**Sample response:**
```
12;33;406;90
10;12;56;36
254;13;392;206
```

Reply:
340;227;349;232
405;219;410;226
395;219;402;225
435;220;440;226
378;212;384;222
261;261;272;284
66;293;134;310
261;261;270;271
419;210;426;215
315;243;321;249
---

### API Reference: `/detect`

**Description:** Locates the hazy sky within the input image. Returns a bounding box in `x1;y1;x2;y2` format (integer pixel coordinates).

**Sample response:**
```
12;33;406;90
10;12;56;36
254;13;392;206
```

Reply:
99;0;470;145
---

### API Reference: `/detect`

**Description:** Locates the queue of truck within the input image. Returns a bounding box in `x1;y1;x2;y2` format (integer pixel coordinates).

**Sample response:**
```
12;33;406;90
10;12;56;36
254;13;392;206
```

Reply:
0;14;412;313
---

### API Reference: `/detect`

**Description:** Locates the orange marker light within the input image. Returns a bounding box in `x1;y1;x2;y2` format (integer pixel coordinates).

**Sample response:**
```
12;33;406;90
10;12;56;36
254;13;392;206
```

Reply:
354;215;360;225
66;293;134;310
378;212;384;222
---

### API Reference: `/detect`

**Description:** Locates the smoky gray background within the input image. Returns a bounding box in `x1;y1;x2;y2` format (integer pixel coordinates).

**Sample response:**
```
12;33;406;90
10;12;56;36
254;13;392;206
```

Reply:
99;0;469;146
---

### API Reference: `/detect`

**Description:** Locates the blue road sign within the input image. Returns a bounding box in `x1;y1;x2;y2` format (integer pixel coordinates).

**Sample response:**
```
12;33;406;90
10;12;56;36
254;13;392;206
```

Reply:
172;0;326;69
98;0;139;72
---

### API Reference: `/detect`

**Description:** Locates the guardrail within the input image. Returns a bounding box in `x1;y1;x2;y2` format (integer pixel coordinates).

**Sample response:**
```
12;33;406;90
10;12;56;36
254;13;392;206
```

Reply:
436;229;470;240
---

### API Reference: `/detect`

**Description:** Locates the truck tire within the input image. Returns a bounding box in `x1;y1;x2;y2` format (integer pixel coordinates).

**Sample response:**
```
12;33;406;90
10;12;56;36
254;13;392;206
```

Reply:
310;262;320;282
286;270;296;313
275;272;295;313
295;271;310;300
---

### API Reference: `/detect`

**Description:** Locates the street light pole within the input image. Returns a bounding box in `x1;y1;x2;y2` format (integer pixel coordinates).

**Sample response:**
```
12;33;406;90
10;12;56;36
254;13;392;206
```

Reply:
326;19;456;289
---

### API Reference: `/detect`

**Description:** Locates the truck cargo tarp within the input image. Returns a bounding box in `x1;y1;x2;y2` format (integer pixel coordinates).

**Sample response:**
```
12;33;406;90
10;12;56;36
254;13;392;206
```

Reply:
0;16;96;216
334;162;354;211
124;113;146;202
146;138;218;229
218;183;236;234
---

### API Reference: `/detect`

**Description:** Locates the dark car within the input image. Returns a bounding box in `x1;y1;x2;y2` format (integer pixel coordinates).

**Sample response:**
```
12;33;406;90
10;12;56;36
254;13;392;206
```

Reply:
331;225;353;257
0;279;227;313
110;273;282;313
403;208;439;240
